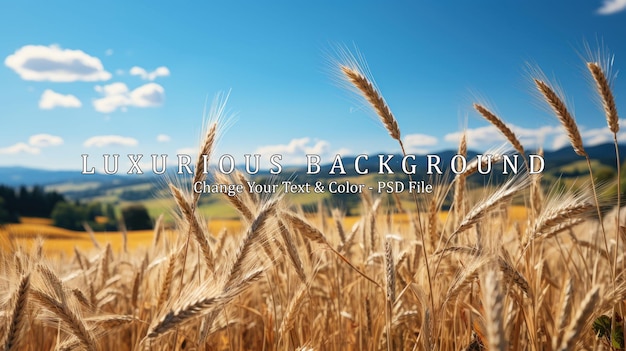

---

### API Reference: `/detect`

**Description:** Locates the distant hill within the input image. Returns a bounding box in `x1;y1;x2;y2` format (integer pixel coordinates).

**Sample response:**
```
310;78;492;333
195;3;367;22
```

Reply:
0;166;130;188
542;143;626;169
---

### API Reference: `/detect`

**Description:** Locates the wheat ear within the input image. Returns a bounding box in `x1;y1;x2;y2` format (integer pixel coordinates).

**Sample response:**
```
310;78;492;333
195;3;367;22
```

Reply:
530;202;593;240
278;284;308;336
148;269;263;340
278;220;307;284
157;253;176;308
340;65;401;141
192;121;217;204
557;286;600;351
214;172;255;222
533;79;586;157
225;199;277;289
453;133;467;226
148;296;220;338
482;266;506;351
453;175;530;237
2;274;30;351
283;210;383;290
587;62;619;134
473;104;525;156
31;289;97;351
152;213;164;250
169;184;215;271
553;278;574;349
384;238;396;303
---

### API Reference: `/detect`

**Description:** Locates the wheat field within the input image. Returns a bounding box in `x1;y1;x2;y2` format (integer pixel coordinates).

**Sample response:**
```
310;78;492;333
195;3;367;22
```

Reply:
1;54;625;351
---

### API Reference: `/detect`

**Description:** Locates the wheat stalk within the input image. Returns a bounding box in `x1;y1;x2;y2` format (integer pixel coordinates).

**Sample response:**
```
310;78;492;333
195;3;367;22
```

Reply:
384;238;396;303
384;237;395;351
530;148;544;219
588;61;622;336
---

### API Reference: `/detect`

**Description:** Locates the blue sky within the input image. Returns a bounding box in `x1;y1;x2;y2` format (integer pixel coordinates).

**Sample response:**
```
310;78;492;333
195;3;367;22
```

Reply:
0;1;625;171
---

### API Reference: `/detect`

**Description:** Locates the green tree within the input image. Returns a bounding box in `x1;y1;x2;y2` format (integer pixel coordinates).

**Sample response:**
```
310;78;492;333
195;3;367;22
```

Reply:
0;197;11;224
86;202;104;221
102;203;118;230
121;204;153;230
51;202;86;230
0;196;19;224
104;203;116;220
595;167;616;184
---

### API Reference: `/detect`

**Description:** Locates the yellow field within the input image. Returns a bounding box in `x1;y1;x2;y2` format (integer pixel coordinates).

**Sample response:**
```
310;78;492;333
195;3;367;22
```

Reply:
1;207;528;257
0;217;243;256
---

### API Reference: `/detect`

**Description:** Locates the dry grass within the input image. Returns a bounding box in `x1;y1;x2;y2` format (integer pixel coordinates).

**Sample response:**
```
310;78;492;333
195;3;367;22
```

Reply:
1;53;626;351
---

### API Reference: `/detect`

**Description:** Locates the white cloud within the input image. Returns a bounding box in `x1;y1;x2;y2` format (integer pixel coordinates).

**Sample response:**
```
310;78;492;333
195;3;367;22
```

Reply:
566;119;626;148
93;82;164;113
335;147;352;156
157;134;171;143
39;89;81;109
597;0;626;14
130;66;170;81
4;45;111;82
584;129;612;146
83;135;138;148
29;134;63;147
254;137;341;166
551;133;570;150
403;133;438;153
105;49;114;56
255;137;329;156
445;126;504;147
0;134;63;156
0;142;40;155
445;124;560;149
95;82;128;95
444;119;626;153
130;83;165;107
176;147;197;155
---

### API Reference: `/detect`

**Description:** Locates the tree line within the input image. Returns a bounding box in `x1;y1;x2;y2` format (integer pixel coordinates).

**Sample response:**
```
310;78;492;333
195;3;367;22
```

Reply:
0;185;64;222
0;184;153;231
